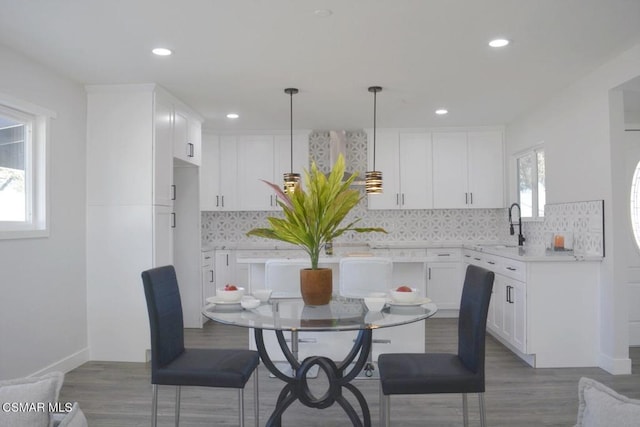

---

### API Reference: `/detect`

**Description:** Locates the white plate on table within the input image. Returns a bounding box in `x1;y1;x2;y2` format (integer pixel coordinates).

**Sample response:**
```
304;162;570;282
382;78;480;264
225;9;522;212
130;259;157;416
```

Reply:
386;297;432;307
206;296;242;305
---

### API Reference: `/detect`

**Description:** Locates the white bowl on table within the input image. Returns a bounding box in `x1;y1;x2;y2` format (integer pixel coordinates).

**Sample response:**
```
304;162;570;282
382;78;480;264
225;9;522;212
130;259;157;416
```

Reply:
216;286;245;302
240;296;261;309
252;289;272;302
390;287;419;303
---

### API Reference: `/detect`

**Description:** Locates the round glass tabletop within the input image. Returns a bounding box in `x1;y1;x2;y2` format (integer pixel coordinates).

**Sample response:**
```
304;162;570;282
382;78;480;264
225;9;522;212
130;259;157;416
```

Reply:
202;296;438;332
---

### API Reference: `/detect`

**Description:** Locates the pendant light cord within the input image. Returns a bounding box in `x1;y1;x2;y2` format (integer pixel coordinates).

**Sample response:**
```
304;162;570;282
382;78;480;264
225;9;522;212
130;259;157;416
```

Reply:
290;90;293;174
373;89;377;170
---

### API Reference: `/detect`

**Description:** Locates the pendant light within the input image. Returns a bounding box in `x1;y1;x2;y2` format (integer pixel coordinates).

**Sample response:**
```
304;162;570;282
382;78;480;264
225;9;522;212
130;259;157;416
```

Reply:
283;88;301;193
366;86;383;194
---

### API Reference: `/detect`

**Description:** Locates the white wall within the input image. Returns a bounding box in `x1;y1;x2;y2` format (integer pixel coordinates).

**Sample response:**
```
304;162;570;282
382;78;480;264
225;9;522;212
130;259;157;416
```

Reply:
506;42;640;374
0;45;88;378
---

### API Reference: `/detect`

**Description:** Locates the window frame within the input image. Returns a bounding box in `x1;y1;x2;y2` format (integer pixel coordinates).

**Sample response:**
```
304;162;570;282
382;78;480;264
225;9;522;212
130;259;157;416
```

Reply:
0;93;54;239
514;144;545;221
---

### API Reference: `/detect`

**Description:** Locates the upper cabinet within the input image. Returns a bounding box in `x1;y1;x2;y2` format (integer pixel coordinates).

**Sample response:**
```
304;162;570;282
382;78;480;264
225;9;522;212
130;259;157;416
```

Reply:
367;131;433;210
432;130;504;209
200;132;308;211
173;104;202;166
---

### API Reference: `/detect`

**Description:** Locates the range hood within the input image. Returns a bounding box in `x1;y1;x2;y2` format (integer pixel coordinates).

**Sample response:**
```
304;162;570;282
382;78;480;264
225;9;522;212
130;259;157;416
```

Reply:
328;130;365;186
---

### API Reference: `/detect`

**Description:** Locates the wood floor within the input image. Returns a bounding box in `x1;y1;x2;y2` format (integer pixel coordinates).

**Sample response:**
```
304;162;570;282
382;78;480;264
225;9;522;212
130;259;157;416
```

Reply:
59;319;640;426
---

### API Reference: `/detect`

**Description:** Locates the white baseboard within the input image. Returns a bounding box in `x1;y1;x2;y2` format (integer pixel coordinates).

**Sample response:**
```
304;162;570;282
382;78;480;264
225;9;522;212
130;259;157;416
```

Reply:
598;352;632;375
30;347;90;377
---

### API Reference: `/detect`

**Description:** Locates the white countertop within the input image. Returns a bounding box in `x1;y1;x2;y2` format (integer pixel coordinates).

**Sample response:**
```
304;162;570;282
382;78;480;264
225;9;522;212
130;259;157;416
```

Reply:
204;241;603;263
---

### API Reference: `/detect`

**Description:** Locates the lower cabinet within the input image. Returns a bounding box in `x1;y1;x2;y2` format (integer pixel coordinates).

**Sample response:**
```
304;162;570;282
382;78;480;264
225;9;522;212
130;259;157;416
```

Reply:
491;273;527;354
425;248;463;314
201;250;215;303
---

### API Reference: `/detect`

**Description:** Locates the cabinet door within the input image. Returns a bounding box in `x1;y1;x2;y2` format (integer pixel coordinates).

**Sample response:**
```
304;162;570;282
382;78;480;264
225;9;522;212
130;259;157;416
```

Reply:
512;279;527;353
492;275;506;337
368;131;400;210
218;136;238;210
202;262;215;301
467;131;504;208
153;205;174;267
236;135;276;210
153;92;174;206
173;107;189;162
426;262;462;310
432;132;468;208
215;251;235;289
502;277;516;343
399;133;433;209
199;134;220;211
187;117;202;166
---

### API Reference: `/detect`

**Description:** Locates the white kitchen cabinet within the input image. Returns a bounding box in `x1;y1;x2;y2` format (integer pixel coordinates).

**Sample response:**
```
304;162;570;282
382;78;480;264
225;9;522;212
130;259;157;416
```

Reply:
432;130;504;208
87;84;202;360
367;131;433;210
200;132;309;211
173;104;202;166
463;248;599;368
201;250;215;306
237;135;279;211
153;91;175;207
426;248;462;312
215;250;237;289
200;134;238;210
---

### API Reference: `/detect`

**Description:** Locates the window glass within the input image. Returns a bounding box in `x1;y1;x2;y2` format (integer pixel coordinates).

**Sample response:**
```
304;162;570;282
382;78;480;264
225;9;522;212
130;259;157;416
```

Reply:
0;114;28;222
516;147;545;219
0;99;49;238
630;161;640;250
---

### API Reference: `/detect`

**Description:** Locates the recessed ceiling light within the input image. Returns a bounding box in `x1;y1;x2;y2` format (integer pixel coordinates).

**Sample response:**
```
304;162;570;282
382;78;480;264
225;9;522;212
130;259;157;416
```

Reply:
488;39;510;48
152;47;172;56
226;113;239;119
435;109;448;115
313;9;333;17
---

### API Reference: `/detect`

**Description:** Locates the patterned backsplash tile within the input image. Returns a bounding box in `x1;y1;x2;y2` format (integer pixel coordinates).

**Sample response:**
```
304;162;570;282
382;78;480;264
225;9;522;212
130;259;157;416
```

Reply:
201;130;604;257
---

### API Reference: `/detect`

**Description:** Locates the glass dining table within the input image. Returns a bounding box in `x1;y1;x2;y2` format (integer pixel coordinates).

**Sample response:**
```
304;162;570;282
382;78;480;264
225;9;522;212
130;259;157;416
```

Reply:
202;296;437;427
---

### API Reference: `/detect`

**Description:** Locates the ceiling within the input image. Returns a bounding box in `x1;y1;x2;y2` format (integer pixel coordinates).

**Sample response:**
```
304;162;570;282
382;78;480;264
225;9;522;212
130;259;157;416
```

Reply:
1;0;639;132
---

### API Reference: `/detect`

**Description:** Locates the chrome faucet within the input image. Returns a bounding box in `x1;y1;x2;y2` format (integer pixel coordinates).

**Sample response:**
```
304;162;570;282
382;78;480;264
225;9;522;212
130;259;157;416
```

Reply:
508;203;526;246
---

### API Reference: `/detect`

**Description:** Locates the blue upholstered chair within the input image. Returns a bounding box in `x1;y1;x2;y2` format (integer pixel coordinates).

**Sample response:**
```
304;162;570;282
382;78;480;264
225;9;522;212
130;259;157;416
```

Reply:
378;264;494;427
141;265;260;427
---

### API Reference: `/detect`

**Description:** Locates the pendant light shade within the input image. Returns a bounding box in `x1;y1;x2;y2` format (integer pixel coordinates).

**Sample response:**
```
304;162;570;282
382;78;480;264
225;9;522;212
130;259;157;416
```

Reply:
366;86;383;194
283;88;301;194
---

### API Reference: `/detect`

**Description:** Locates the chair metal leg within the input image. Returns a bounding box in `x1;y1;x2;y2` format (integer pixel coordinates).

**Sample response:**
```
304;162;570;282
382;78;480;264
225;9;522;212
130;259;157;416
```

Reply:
175;386;181;427
254;371;259;427
379;383;384;427
479;393;486;427
462;393;469;427
239;388;245;427
379;384;391;427
151;384;158;427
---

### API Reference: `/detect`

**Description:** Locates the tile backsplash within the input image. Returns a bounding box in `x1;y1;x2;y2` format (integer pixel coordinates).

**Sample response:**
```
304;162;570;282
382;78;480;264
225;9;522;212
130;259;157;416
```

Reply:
201;130;604;257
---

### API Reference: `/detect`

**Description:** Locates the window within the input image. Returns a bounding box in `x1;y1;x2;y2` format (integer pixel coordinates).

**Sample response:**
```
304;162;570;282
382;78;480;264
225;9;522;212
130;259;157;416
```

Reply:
0;97;51;238
630;161;640;250
516;147;545;219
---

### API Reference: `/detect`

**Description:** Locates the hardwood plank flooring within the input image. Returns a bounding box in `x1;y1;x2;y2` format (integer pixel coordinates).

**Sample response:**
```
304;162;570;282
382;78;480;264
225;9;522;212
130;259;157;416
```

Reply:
59;319;640;426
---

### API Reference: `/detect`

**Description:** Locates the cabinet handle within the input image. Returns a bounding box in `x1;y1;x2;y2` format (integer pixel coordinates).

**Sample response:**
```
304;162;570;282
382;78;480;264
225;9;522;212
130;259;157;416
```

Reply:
437;253;450;257
470;192;473;204
464;254;471;258
221;195;225;207
187;142;194;158
275;195;278;205
216;195;219;207
171;184;176;201
396;193;399;206
465;192;468;204
474;257;481;261
171;212;176;228
270;195;273;206
488;261;495;265
209;270;214;282
204;255;211;260
402;194;405;205
428;267;431;280
226;254;229;266
506;267;516;271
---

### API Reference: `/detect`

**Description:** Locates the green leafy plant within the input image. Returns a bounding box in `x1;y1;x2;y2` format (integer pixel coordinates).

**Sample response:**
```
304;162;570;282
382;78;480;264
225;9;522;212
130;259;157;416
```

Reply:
246;154;387;269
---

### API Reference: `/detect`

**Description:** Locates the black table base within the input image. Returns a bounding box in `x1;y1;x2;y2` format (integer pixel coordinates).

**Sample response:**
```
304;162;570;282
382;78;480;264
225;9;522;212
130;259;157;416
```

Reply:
254;328;373;427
